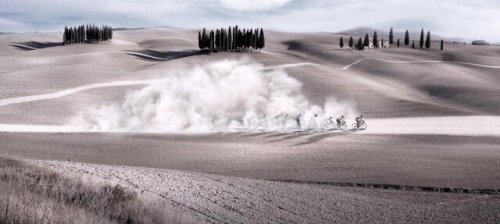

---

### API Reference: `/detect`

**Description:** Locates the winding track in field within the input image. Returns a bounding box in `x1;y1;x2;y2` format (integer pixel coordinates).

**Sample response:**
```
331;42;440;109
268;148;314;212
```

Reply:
342;57;500;70
0;63;317;108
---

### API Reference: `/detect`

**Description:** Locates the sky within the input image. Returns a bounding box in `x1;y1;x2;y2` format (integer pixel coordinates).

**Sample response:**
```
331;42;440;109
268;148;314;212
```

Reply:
1;0;500;42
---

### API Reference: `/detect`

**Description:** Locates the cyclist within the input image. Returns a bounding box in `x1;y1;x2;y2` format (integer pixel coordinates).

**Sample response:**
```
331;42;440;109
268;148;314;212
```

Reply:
355;115;365;128
336;115;345;127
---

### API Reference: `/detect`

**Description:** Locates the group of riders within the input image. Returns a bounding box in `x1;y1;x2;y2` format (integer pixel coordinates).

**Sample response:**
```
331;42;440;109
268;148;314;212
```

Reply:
330;115;366;130
296;114;366;130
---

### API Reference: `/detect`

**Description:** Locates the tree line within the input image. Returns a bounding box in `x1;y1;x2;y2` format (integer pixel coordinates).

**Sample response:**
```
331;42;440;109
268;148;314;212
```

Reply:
340;27;444;51
63;25;113;44
198;26;265;52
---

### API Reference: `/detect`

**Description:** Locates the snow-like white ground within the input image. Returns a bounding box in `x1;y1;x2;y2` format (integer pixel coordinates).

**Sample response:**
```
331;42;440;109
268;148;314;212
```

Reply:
362;116;500;136
1;116;499;136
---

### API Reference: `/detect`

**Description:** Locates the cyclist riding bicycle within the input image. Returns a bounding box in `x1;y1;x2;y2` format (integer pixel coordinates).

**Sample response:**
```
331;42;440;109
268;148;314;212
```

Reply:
355;115;365;128
336;115;345;126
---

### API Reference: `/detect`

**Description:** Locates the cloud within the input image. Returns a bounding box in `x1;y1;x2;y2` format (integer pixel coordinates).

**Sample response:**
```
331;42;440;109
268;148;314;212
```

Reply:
1;0;500;41
219;0;291;11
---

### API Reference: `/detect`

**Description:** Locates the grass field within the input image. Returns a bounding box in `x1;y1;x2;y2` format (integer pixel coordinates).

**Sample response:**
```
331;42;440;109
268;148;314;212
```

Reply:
0;157;174;224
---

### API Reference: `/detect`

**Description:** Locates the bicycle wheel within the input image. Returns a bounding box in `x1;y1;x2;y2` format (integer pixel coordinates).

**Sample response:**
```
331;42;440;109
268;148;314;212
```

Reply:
360;123;367;129
339;124;347;130
351;123;358;129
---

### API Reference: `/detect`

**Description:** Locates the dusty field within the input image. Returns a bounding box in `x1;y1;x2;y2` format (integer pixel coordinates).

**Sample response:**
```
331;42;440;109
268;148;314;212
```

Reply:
27;159;500;224
1;133;500;189
1;28;500;223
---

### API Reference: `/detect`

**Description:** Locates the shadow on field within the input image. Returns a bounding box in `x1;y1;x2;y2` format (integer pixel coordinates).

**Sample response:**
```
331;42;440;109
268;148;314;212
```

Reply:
126;49;207;62
10;41;64;51
292;131;352;146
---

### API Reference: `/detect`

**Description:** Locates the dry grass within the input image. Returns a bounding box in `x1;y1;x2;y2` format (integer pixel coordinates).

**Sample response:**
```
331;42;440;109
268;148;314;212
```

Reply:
0;157;175;224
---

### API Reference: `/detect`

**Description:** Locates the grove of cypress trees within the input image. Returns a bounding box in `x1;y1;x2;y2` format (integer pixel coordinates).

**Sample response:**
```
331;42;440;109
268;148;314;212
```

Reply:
364;33;370;47
404;30;410;46
63;24;113;45
419;28;424;49
425;31;431;49
389;27;394;45
440;39;444;51
339;37;344;48
373;31;379;48
349;36;354;49
197;26;265;53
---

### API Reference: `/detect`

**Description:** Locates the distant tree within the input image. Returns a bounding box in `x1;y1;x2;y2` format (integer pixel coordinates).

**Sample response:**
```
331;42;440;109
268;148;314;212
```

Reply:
210;30;214;52
254;29;258;50
425;31;431;49
404;30;410;46
198;31;202;50
357;38;365;50
364;33;370;47
258;28;265;50
412;40;415;49
381;38;384;48
419;28;424;48
389;27;394;45
228;27;232;51
373;31;379;48
216;29;221;51
349;36;354;48
63;26;68;44
397;38;400;47
440;39;444;51
339;37;344;48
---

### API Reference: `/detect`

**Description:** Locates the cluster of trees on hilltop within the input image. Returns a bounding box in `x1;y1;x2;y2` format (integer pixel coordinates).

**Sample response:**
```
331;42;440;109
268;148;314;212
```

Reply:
63;25;113;44
198;26;265;52
340;27;444;51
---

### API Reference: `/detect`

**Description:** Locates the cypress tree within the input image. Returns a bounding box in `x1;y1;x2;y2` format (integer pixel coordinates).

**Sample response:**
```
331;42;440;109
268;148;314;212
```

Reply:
381;38;384;48
202;28;207;50
425;31;431;49
209;30;214;52
389;27;394;45
440;39;444;51
357;38;365;50
397;39;400;48
349;36;354;48
373;31;379;48
228;27;232;51
419;28;424;49
63;26;67;44
339;37;344;48
72;27;76;43
216;29;221;51
259;28;265;50
364;33;370;47
198;31;202;50
412;40;415;49
254;29;258;50
404;30;410;46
